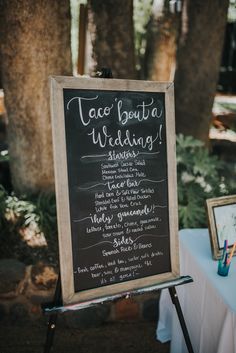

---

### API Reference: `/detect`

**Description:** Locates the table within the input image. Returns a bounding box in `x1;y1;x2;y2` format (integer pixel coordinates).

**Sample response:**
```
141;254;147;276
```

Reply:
156;229;236;353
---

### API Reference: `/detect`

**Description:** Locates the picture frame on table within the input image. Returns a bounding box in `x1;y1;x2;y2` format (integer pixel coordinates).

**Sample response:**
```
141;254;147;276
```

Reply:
206;195;236;260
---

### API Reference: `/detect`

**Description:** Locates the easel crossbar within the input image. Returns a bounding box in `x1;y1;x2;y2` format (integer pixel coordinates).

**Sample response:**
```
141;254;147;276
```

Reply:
43;275;192;314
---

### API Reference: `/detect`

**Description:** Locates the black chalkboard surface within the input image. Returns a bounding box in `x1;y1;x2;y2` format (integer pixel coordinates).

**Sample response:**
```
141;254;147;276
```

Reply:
50;77;179;305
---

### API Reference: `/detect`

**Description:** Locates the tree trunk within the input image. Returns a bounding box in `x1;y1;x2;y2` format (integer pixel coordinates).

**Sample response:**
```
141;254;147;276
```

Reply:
175;0;229;143
0;0;72;194
0;1;3;89
87;0;136;79
145;0;180;81
0;54;2;88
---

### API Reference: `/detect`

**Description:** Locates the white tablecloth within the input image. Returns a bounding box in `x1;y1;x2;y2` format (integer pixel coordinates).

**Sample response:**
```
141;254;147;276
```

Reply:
157;229;236;353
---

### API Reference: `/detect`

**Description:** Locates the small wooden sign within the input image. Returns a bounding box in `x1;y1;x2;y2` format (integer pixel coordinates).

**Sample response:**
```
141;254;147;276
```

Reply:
50;76;179;305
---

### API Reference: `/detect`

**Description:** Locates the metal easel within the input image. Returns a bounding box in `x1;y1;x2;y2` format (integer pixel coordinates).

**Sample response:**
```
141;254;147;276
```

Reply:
42;275;194;353
42;68;194;353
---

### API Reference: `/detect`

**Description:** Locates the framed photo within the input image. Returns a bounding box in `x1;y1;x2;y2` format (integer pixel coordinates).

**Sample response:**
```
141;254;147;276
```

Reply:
206;195;236;260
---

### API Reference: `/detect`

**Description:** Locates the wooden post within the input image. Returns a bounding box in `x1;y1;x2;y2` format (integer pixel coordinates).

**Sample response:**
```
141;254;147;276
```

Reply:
77;4;87;75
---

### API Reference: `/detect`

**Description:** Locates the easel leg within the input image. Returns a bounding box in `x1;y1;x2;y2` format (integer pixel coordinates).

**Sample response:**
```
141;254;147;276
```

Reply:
43;274;62;353
43;313;58;353
168;287;194;353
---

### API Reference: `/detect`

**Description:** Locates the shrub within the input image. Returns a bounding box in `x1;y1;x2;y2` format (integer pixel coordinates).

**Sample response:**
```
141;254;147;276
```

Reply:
176;134;233;228
0;190;58;264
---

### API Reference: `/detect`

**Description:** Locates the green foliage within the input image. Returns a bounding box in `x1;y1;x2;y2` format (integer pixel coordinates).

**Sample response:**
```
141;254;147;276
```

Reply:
5;195;39;226
0;185;7;228
0;150;9;162
0;190;58;264
176;134;233;229
30;192;57;239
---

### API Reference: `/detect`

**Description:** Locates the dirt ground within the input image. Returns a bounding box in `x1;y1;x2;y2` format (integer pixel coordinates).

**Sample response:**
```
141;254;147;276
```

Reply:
0;318;170;353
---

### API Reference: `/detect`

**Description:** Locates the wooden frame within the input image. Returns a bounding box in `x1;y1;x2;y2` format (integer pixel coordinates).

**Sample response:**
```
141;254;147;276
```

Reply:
206;195;236;260
50;76;179;305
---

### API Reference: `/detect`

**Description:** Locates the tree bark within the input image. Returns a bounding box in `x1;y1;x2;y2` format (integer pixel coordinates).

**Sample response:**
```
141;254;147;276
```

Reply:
0;1;3;89
145;0;180;81
0;0;72;193
87;0;136;79
175;0;229;143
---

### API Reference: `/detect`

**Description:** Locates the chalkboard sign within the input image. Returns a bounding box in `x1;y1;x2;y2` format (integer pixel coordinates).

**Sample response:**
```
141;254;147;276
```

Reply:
50;76;179;305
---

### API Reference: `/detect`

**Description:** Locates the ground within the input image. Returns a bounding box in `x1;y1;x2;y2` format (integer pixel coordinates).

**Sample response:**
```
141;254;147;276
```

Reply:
0;318;170;353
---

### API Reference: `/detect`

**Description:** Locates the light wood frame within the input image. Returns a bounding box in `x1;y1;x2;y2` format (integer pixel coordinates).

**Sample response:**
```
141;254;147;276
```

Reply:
50;76;179;305
206;195;236;260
